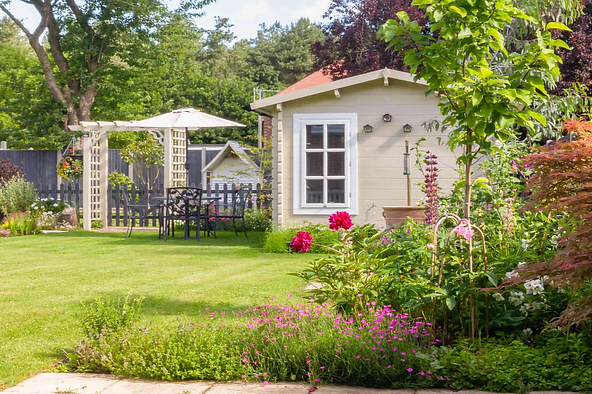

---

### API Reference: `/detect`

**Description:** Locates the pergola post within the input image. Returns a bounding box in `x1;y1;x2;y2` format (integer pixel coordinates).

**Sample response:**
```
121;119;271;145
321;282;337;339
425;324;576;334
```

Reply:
164;128;172;189
82;134;92;231
98;132;109;226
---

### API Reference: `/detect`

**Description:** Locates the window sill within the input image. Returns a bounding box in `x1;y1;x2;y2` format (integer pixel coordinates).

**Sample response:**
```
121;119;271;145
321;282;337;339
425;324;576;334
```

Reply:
293;207;358;216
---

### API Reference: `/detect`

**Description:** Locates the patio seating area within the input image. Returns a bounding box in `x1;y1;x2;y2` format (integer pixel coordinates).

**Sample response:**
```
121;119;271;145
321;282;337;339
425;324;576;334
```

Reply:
124;186;251;240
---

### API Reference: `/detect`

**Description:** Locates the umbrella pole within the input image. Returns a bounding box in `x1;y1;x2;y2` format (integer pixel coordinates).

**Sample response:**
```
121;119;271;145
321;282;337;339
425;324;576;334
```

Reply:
185;127;189;187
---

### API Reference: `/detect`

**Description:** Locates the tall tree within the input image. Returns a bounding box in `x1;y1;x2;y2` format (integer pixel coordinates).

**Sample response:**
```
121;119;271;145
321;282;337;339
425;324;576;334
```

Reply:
221;18;324;87
314;0;582;79
0;0;213;126
313;0;426;78
554;0;592;94
0;16;27;50
0;41;66;148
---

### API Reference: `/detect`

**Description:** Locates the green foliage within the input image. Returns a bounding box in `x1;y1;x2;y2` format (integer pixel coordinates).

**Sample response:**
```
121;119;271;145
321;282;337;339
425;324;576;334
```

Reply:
1;211;37;236
244;209;272;232
0;41;66;149
263;224;339;254
108;171;134;188
120;136;164;188
379;0;567;217
436;335;592;392
80;294;144;338
0;176;38;215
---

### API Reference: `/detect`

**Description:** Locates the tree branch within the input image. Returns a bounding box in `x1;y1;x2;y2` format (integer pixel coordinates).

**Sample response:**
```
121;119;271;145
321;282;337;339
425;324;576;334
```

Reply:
65;0;96;37
0;4;33;37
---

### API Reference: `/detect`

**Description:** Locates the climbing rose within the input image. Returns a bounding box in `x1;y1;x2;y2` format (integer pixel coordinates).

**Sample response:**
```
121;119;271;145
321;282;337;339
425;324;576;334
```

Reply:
290;231;312;253
329;211;353;231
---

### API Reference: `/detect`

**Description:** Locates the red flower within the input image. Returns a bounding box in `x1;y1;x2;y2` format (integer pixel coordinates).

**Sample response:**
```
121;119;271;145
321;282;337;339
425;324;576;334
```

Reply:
329;211;353;231
290;231;312;253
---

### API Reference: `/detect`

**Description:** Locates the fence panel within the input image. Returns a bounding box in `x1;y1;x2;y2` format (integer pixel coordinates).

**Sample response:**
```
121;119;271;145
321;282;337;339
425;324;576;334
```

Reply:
0;150;58;189
33;182;267;228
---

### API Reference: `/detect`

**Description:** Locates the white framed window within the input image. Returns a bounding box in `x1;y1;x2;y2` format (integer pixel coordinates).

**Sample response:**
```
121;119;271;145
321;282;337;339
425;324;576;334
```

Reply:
293;113;358;215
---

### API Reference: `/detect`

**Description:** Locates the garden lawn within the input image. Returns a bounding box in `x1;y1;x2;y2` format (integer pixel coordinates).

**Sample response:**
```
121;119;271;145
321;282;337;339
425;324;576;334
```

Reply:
0;231;312;387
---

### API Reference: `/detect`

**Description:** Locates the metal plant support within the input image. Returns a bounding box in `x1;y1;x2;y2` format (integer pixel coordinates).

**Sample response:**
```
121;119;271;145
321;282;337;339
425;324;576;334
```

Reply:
429;213;489;342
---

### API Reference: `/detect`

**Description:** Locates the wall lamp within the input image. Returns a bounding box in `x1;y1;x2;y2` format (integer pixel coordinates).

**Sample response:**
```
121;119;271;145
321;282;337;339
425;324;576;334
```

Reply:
382;113;393;122
363;124;374;133
403;124;413;133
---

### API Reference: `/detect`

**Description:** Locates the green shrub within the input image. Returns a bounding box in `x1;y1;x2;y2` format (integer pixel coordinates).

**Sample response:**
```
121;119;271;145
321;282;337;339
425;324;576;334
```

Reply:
436;335;592;392
263;224;339;254
80;294;144;338
244;208;271;232
0;176;38;215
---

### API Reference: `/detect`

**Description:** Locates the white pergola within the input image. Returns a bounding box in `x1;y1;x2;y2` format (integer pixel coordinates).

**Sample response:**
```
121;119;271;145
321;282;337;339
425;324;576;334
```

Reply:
68;121;191;230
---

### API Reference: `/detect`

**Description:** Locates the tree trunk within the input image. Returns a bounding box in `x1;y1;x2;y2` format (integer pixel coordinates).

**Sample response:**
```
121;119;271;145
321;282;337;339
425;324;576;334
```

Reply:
1;1;97;127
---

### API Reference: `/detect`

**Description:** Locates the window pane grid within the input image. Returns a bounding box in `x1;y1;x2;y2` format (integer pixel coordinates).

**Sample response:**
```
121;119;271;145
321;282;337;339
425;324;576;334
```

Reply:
303;122;347;206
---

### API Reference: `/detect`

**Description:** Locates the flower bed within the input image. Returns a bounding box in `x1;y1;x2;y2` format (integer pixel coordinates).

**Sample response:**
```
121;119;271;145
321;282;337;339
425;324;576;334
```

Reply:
67;298;440;387
66;295;592;391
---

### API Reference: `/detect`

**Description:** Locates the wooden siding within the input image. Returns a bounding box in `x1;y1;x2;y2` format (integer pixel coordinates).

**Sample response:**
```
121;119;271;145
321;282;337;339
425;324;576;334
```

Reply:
270;78;461;227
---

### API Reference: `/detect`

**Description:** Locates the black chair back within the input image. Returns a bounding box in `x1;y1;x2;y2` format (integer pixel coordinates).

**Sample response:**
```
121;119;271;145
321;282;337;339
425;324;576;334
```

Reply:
166;187;203;218
232;185;251;217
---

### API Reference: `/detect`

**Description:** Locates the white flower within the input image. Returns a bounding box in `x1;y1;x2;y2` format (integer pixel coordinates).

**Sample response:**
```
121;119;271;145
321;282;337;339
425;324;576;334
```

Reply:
520;305;529;316
530;301;542;310
518;262;527;269
509;291;524;306
506;270;519;279
523;328;533;336
550;235;559;247
34;206;38;210
524;279;544;295
493;293;504;301
53;203;58;208
521;238;530;251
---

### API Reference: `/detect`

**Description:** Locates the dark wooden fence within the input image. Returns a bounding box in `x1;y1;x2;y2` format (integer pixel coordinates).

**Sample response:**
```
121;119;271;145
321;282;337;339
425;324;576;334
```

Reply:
0;150;59;189
0;148;221;189
38;182;265;228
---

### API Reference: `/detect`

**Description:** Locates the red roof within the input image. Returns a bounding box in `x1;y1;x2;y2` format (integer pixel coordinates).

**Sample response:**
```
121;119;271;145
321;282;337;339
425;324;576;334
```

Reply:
278;69;334;95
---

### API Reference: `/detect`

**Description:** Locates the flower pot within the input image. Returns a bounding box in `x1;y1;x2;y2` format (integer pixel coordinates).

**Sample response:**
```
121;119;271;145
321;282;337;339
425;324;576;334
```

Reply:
382;206;426;227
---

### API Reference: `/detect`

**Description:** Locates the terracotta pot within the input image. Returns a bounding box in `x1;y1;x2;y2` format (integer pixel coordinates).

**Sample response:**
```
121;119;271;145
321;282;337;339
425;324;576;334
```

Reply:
382;206;426;227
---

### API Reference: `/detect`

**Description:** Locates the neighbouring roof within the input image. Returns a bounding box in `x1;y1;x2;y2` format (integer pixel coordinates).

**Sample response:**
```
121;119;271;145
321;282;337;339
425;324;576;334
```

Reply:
201;141;262;174
278;69;334;95
250;68;427;114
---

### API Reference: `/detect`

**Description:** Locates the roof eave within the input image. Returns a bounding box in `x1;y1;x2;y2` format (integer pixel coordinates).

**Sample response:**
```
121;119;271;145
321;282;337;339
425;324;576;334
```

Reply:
249;68;427;112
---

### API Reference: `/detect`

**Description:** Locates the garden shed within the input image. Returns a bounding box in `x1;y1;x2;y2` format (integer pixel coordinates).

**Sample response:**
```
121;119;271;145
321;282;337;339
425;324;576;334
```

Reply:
201;140;262;191
249;68;460;227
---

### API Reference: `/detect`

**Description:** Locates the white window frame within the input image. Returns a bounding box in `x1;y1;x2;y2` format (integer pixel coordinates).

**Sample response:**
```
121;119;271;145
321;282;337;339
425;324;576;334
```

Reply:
293;113;358;215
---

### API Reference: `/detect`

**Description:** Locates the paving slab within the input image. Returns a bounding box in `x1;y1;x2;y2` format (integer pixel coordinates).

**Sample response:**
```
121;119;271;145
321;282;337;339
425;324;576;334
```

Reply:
4;373;583;394
2;373;121;393
102;379;214;394
312;388;414;394
206;382;310;393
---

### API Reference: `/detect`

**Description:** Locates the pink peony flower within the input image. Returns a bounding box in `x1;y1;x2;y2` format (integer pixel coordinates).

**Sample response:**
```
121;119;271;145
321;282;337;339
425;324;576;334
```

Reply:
329;211;353;231
290;231;312;253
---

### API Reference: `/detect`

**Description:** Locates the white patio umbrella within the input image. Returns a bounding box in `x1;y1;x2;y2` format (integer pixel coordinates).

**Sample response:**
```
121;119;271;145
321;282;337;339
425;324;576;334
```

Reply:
130;108;246;186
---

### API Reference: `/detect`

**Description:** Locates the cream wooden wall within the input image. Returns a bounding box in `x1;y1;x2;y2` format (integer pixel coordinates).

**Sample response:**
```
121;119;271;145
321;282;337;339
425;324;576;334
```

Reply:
270;78;461;227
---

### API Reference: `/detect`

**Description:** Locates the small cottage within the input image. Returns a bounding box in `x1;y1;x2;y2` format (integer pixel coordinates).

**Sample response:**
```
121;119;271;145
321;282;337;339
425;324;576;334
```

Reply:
249;68;461;227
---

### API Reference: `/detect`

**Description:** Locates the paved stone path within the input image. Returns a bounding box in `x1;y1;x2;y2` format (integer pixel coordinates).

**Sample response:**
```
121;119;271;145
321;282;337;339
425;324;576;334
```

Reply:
1;373;578;394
